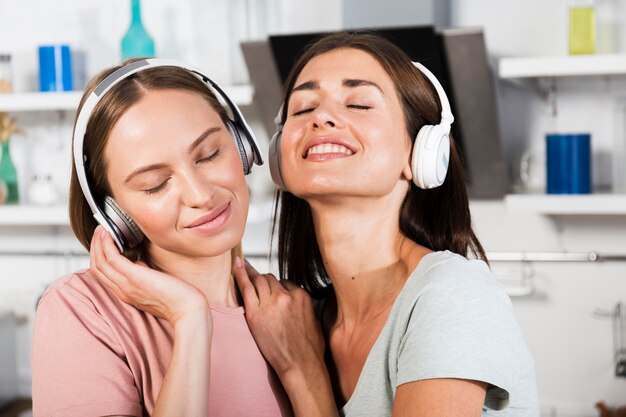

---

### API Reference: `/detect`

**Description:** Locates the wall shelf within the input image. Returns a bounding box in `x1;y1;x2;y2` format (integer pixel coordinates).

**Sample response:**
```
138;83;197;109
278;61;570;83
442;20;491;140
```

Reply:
0;198;273;227
499;53;626;79
0;205;69;226
0;91;83;112
504;193;626;215
0;85;254;112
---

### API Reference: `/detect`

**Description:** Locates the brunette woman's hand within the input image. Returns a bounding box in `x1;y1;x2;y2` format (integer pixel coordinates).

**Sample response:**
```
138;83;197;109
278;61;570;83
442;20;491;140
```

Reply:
89;225;209;326
233;258;338;417
233;257;324;375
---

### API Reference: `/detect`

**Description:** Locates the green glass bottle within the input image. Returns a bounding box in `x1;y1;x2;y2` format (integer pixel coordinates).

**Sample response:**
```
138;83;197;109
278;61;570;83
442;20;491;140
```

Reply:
0;140;18;203
121;0;155;60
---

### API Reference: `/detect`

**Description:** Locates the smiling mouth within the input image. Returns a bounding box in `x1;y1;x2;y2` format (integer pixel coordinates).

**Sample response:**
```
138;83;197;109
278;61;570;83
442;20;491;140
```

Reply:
186;202;231;230
305;143;355;159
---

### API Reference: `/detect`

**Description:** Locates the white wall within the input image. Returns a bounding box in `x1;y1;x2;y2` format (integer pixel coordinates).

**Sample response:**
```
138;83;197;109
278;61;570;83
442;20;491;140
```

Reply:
453;1;626;415
1;1;626;416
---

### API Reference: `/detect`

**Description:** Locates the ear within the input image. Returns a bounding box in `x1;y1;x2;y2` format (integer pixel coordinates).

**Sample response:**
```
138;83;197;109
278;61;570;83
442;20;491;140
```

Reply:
402;146;413;181
402;163;413;181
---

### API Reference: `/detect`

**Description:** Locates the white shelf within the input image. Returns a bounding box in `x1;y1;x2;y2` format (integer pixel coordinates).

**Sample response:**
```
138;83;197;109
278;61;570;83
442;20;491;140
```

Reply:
0;205;69;226
0;91;83;112
499;54;626;79
0;198;272;227
0;85;254;112
504;193;626;215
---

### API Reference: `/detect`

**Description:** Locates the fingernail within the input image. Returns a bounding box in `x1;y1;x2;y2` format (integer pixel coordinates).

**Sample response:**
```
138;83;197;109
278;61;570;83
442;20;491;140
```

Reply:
235;256;243;268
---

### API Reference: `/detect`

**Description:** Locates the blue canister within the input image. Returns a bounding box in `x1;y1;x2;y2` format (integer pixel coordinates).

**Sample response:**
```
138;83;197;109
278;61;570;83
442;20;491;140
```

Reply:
546;133;592;194
38;45;73;92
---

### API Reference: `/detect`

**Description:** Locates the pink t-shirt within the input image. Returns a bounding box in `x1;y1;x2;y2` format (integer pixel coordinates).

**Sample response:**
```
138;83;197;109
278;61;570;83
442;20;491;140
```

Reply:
31;270;292;417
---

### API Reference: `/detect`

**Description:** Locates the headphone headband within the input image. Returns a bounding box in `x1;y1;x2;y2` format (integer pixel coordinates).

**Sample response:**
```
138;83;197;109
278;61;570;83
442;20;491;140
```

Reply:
73;58;263;251
412;62;454;131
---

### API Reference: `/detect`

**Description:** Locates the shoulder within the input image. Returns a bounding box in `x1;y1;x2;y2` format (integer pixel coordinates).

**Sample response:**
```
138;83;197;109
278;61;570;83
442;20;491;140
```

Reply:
406;250;508;306
393;250;519;347
37;269;130;320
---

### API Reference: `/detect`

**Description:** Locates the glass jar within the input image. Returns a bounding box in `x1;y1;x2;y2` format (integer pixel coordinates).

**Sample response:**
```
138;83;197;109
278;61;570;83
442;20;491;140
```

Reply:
0;54;12;93
569;0;596;55
595;0;618;53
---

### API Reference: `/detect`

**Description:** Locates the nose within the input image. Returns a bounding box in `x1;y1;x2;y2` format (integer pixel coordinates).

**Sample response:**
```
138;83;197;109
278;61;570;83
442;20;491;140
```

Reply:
179;169;211;208
311;101;343;130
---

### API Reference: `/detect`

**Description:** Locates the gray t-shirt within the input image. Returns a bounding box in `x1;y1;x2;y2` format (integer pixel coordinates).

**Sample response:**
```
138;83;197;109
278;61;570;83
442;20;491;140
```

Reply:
336;251;540;417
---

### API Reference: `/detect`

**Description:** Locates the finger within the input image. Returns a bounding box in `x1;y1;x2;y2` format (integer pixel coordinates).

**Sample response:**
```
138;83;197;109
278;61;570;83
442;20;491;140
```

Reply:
89;227;125;295
252;273;272;300
100;231;146;287
265;274;284;293
243;259;263;280
233;257;260;308
243;259;274;299
279;279;300;291
89;226;102;273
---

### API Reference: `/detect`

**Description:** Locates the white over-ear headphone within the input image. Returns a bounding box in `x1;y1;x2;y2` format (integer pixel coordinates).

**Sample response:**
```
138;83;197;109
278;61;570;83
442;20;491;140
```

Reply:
73;58;263;252
268;61;454;190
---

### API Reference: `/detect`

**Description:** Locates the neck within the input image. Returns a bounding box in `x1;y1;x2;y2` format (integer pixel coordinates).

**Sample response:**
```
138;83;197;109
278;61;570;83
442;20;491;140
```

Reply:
149;245;240;308
309;194;429;326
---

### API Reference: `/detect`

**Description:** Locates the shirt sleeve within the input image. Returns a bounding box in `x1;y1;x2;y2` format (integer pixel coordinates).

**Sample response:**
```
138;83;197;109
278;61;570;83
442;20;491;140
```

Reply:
31;283;143;417
396;259;525;411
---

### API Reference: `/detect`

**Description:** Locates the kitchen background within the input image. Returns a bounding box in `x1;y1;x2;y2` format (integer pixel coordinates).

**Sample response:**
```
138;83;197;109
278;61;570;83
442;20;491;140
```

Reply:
1;0;626;416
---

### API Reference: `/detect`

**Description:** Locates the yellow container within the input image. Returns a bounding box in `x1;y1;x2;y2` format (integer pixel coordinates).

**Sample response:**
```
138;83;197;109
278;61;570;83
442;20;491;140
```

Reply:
569;6;596;55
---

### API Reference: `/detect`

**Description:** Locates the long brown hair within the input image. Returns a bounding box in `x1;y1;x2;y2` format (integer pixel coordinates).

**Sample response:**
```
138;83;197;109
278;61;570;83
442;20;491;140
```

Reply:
272;32;487;298
69;60;240;266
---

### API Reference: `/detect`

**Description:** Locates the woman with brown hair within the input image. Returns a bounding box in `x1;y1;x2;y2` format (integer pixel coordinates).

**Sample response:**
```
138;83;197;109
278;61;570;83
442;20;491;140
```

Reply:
31;60;292;417
233;32;540;416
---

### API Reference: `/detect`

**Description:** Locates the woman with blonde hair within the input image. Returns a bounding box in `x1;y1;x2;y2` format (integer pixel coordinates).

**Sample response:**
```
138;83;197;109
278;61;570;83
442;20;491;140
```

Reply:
31;59;292;417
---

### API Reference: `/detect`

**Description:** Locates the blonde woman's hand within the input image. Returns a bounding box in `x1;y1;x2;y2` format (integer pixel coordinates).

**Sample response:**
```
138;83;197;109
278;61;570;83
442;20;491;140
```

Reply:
89;225;209;326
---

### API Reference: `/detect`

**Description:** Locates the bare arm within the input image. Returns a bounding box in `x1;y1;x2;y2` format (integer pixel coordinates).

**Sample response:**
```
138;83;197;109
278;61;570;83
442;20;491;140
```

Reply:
233;258;338;417
392;378;487;417
91;226;211;417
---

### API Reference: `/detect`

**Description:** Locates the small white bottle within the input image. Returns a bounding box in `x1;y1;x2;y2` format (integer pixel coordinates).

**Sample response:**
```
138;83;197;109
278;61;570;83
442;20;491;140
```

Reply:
27;174;59;206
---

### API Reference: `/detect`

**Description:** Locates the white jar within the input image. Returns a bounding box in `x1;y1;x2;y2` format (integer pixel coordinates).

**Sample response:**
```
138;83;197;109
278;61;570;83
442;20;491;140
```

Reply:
27;174;59;206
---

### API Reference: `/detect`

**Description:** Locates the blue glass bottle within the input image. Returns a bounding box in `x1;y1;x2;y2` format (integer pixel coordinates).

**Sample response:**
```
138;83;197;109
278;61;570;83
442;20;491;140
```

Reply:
121;0;155;60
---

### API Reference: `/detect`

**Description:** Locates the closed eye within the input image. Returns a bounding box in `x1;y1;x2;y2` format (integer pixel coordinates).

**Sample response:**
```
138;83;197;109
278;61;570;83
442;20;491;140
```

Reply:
347;104;371;110
196;150;219;164
292;108;314;117
143;179;170;195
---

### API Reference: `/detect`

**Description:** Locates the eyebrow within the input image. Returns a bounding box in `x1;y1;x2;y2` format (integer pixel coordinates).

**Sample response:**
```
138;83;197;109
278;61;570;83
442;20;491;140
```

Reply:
291;79;384;95
124;127;221;184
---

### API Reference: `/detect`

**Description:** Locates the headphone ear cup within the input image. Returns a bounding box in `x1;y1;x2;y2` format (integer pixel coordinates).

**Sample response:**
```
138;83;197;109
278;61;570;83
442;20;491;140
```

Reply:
268;128;287;190
226;120;254;174
103;196;144;249
411;124;450;189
